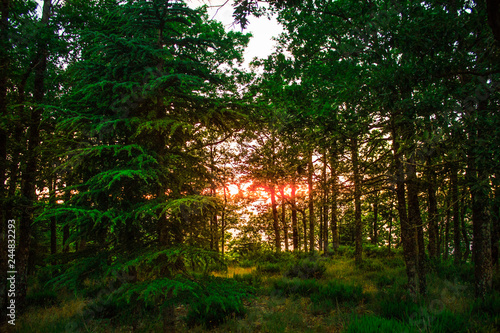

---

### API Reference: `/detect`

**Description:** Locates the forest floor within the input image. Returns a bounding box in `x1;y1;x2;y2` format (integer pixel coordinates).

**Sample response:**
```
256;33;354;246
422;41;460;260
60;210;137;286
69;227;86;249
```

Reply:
9;248;500;332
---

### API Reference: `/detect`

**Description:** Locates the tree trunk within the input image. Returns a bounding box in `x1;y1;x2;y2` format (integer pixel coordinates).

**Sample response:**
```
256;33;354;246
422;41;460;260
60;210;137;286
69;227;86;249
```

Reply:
461;194;470;262
392;120;418;301
291;180;299;251
279;186;289;251
372;193;379;245
451;166;462;264
307;151;315;252
407;154;427;295
322;151;329;253
351;138;362;264
331;160;340;250
426;156;439;258
221;186;227;256
270;185;281;252
18;0;51;312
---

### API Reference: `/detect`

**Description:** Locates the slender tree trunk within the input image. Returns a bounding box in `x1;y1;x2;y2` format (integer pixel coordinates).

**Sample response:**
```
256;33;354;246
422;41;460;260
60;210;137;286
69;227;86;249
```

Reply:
221;186;227;256
307;151;315;252
279;186;289;251
299;209;307;252
461;194;470;262
491;182;499;268
291;180;299;251
451;166;462;264
351;138;363;264
444;194;451;260
18;0;51;312
49;177;57;256
426;157;439;258
323;151;329;253
372;193;379;245
392;120;418;301
63;187;70;253
407;154;427;295
270;185;281;252
331;161;339;250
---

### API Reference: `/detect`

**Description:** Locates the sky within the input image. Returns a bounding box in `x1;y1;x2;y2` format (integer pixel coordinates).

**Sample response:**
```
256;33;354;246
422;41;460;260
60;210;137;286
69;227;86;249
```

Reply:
187;0;283;66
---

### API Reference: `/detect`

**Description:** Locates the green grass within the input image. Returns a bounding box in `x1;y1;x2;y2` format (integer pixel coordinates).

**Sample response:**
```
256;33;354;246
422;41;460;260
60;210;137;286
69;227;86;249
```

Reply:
16;250;500;333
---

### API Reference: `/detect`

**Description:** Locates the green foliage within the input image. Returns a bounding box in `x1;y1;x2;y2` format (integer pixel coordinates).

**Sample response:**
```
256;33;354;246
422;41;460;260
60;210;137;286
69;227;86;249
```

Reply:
25;290;59;308
284;258;326;279
239;259;255;268
233;273;263;288
376;286;420;321
257;262;283;274
428;259;474;283
356;259;386;272
345;314;412;333
471;291;500;318
271;278;321;297
310;280;363;312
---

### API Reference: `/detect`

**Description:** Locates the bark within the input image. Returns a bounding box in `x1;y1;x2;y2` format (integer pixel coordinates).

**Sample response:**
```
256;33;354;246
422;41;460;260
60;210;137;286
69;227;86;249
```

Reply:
331;155;340;250
407;154;427;295
279;186;289;251
63;187;70;253
221;186;227;256
49;177;57;256
372;193;379;245
451;166;462;263
291;180;299;251
299;209;307;252
270;185;281;252
461;194;470;262
352;138;362;264
307;151;315;252
443;194;451;260
322;151;329;253
492;183;499;267
426;157;439;258
18;0;51;312
392;121;418;301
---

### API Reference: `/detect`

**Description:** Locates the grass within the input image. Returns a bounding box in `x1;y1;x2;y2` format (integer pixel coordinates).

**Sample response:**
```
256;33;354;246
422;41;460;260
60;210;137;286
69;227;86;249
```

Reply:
14;251;500;333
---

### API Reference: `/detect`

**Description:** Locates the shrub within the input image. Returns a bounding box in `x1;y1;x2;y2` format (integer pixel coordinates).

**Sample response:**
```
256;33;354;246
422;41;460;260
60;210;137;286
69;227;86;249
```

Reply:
257;262;283;274
356;259;386;272
233;273;262;288
429;309;470;333
239;259;254;268
271;278;321;297
310;280;363;312
25;289;59;308
471;292;500;318
346;314;413;333
284;259;326;279
428;259;474;283
376;285;420;320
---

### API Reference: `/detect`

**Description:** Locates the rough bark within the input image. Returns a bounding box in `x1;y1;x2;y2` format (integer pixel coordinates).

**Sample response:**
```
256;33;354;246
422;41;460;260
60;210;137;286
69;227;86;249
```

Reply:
392;121;418;301
407;154;427;295
18;0;51;312
352;138;362;264
279;186;289;251
270;185;281;252
291;180;299;251
307;151;315;252
331;158;340;250
322;151;329;253
451;166;462;264
372;193;379;245
426;157;439;258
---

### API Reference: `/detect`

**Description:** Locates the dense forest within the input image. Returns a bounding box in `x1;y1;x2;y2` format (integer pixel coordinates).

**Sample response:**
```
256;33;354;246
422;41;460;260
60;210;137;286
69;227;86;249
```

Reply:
1;0;500;332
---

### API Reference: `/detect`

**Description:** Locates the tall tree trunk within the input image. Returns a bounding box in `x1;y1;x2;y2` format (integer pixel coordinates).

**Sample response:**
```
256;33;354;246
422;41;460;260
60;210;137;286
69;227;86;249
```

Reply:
351;138;362;264
407;154;427;295
331;160;339;250
322;151;329;253
372;193;379;245
299;209;307;252
49;177;57;256
307;151;315;252
63;187;70;253
291;180;299;251
426;157;439;259
443;194;451;260
279;186;289;251
270;185;281;252
392;120;418;301
492;182;499;268
451;166;462;264
461;193;470;262
18;0;51;312
221;186;227;256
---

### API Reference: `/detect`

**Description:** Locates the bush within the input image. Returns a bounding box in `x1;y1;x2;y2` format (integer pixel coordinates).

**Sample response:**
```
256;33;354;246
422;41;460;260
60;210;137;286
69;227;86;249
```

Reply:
184;276;254;329
255;251;294;264
334;245;354;258
239;259;254;268
356;259;386;272
428;259;474;283
257;262;283;274
346;314;413;333
310;280;363;312
363;244;393;258
233;273;262;288
376;286;420;321
284;259;326;279
471;292;500;318
25;289;59;308
429;309;470;333
271;278;321;297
